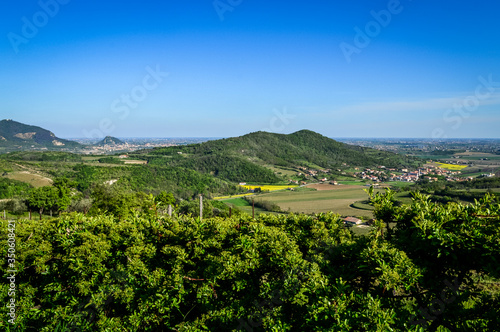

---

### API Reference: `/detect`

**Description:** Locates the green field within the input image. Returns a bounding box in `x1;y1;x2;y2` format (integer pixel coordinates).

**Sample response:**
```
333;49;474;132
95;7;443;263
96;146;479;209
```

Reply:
337;180;366;186
222;184;417;219
4;171;52;187
222;197;279;216
253;186;383;217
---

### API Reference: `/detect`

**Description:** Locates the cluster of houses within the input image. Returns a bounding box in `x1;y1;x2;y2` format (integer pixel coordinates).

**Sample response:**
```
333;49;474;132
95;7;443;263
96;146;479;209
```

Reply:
389;170;421;182
354;167;393;182
289;163;494;187
296;167;331;178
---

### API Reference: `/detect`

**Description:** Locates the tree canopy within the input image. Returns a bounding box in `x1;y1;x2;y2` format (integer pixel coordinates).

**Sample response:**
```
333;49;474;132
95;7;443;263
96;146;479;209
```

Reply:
1;191;499;331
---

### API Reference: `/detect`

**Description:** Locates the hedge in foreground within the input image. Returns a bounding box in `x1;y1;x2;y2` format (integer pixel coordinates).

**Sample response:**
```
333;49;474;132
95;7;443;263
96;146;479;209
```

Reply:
1;192;499;331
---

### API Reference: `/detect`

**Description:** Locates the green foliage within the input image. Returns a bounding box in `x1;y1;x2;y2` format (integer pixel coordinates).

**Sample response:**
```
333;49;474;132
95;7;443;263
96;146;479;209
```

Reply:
1;190;499;331
175;154;282;183
0;178;32;199
25;178;72;217
97;157;124;164
72;164;97;192
0;198;27;215
26;186;59;217
154;191;176;207
243;196;282;213
0;151;82;162
89;184;136;220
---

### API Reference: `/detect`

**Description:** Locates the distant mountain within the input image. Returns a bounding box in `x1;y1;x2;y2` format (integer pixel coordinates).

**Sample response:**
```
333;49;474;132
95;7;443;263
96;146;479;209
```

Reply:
96;136;125;146
133;130;421;183
0;119;82;152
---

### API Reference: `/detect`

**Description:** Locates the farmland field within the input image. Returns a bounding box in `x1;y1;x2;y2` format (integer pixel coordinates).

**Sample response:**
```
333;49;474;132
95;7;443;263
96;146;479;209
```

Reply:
213;193;254;200
435;162;468;171
222;197;280;216
254;185;384;217
241;184;298;191
4;171;52;187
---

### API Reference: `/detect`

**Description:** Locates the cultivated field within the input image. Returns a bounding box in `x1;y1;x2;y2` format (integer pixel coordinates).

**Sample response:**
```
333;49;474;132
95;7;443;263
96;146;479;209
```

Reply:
4;171;52;187
435;162;468;171
242;184;298;191
254;185;383;217
213;193;254;200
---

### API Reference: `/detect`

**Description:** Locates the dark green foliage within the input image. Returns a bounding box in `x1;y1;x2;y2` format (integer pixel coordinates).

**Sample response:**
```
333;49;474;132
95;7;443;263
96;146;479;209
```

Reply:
154;191;176;207
89;184;136;220
2;192;499;331
243;196;282;212
176;154;281;183
73;164;97;192
25;178;72;218
0;151;82;162
0;178;32;199
123;165;243;198
26;186;59;218
177;197;233;218
97;157;124;164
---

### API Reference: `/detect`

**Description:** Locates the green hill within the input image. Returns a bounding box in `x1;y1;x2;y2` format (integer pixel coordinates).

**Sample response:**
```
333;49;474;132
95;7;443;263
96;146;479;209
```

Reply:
133;130;420;183
95;136;125;146
0;119;82;152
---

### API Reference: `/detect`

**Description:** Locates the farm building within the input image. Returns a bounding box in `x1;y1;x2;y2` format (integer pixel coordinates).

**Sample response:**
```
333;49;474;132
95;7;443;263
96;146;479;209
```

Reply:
344;217;364;225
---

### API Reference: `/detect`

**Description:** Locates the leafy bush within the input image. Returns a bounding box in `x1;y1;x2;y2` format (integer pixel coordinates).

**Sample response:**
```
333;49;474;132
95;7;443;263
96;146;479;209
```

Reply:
1;192;499;331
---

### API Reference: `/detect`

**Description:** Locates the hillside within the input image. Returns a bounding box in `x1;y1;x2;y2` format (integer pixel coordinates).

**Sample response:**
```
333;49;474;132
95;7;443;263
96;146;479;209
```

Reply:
132;130;421;183
95;136;124;146
0;119;82;151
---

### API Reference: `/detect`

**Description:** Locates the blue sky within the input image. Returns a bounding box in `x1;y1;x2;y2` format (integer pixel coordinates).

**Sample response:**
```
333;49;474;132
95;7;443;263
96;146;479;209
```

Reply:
1;0;499;138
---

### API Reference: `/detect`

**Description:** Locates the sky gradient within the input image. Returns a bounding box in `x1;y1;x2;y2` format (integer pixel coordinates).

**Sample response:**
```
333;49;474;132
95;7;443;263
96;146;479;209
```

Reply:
1;0;499;138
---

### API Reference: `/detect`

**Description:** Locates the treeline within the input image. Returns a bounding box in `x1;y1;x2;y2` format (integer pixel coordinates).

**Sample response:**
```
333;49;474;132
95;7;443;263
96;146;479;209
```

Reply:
0;178;32;199
175;154;282;183
0;151;82;162
68;163;245;199
243;196;282;212
1;191;499;330
0;176;238;221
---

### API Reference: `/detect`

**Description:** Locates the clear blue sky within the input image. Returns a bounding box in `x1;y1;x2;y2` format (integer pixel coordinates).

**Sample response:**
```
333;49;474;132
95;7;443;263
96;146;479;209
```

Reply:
1;0;499;138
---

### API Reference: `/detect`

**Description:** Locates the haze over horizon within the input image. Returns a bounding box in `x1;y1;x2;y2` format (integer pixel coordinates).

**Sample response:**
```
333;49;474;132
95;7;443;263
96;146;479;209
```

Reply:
1;1;499;139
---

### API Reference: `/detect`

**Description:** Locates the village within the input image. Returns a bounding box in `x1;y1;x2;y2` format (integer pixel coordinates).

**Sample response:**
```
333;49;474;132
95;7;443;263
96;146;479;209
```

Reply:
285;163;493;187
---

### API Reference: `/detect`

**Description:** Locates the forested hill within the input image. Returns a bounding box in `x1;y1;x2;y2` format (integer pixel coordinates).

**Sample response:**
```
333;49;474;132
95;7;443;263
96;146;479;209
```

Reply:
132;130;420;183
95;136;124;146
0;119;82;150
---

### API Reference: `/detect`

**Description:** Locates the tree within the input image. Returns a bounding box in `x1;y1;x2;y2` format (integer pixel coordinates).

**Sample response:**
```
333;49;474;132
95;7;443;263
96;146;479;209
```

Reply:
5;199;27;216
52;177;73;214
69;197;93;214
90;184;135;219
154;191;176;207
27;186;58;219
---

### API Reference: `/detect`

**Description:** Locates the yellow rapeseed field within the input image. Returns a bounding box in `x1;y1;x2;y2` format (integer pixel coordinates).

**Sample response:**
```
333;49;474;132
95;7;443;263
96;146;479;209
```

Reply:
214;185;298;200
436;162;468;171
242;185;298;191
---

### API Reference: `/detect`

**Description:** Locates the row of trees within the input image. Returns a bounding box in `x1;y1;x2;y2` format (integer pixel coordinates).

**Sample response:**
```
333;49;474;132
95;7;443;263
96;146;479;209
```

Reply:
1;175;236;221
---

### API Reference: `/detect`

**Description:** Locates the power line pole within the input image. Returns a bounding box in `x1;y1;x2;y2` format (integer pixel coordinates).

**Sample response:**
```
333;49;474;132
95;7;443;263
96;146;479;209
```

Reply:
252;199;255;219
199;194;203;221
